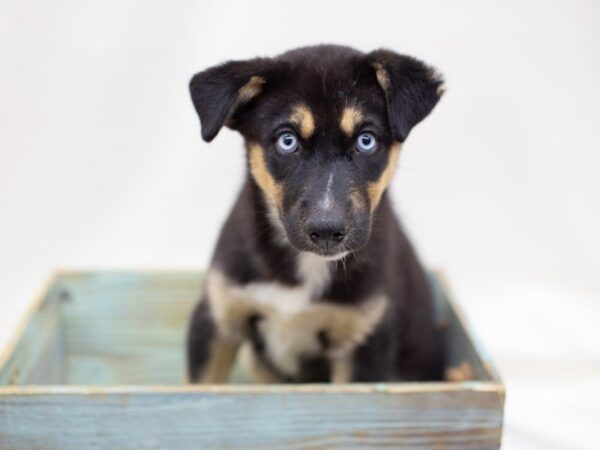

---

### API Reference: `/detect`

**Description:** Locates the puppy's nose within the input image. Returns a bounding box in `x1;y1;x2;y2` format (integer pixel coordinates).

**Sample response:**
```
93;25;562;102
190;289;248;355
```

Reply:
307;216;346;248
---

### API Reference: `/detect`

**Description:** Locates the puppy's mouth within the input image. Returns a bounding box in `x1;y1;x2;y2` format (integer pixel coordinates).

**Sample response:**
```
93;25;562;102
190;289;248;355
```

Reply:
312;249;351;261
268;203;368;260
301;243;352;261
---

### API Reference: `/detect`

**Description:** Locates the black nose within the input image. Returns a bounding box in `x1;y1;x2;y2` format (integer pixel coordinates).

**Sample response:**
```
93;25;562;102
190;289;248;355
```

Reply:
307;216;346;248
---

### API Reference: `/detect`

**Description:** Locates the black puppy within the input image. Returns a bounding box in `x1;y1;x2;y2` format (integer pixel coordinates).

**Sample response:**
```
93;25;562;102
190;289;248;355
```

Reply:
187;45;445;383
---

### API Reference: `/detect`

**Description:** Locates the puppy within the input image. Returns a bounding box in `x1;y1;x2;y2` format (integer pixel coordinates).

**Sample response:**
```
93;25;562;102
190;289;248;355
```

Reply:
187;45;445;383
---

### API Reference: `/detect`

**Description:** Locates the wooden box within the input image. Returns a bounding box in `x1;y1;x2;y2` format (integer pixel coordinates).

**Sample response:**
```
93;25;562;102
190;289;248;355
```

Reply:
0;271;504;449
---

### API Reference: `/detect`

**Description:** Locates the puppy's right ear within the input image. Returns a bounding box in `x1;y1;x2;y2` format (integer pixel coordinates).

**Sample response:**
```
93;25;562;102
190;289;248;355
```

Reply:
189;58;273;142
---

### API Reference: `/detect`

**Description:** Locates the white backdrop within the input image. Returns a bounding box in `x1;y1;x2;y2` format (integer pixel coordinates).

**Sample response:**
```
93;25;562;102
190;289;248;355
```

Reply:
1;1;599;448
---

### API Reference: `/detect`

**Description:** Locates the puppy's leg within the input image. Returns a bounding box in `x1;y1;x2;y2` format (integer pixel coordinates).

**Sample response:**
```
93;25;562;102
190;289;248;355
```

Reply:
350;326;392;382
331;357;353;383
187;294;239;383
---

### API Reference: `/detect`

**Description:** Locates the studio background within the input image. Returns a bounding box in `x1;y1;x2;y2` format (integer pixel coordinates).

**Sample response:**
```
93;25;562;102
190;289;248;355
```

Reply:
1;1;599;448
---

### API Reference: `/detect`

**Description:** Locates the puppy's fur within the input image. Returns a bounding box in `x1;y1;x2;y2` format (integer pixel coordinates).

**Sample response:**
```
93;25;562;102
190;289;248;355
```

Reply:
187;45;445;383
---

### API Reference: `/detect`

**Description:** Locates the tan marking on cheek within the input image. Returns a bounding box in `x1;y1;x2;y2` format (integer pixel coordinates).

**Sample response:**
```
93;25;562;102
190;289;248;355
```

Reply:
372;62;391;92
290;104;315;139
248;144;283;207
367;144;401;211
340;107;363;137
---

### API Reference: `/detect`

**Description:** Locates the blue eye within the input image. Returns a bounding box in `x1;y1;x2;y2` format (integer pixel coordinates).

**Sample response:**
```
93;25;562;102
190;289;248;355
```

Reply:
276;132;299;154
356;132;377;154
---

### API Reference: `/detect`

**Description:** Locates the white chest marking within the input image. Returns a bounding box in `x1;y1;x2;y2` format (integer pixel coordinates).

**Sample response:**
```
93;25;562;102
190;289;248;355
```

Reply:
232;252;330;315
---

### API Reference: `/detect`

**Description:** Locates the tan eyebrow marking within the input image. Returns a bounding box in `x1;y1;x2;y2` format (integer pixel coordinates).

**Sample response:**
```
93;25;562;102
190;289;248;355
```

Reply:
248;143;283;208
290;104;316;139
340;107;363;137
367;143;401;211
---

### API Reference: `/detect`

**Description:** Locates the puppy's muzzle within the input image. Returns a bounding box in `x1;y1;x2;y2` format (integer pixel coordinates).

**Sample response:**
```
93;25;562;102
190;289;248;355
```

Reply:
305;210;347;251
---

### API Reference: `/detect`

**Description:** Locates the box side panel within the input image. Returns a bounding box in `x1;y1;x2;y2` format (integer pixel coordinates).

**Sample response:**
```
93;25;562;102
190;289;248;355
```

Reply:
0;388;504;450
431;272;502;382
59;272;201;384
0;281;65;385
430;273;493;381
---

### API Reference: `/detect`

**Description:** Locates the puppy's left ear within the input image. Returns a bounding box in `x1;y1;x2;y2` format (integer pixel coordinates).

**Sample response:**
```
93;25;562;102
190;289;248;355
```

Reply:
189;58;274;142
366;50;445;142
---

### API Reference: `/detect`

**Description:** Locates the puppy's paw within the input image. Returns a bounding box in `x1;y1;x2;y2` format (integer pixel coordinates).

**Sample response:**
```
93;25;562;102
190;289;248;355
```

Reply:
445;361;474;382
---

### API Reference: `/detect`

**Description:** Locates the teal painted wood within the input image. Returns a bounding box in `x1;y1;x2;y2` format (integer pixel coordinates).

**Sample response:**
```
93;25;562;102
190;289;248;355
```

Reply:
0;280;65;385
58;271;201;384
0;385;503;450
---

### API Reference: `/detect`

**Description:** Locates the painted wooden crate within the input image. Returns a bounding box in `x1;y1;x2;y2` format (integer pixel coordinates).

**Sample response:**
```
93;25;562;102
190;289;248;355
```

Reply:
0;271;504;449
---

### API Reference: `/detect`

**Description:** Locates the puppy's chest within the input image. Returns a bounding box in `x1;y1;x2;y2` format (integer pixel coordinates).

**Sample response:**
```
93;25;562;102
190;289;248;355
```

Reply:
233;281;320;317
233;252;331;316
207;255;387;378
209;253;336;334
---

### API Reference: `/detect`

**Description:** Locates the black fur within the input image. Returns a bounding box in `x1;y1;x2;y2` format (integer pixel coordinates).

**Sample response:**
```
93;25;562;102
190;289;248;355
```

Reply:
187;45;445;383
186;295;216;382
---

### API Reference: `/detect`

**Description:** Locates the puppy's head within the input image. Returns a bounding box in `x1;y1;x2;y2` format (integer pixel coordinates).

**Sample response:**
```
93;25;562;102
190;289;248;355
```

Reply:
190;45;444;259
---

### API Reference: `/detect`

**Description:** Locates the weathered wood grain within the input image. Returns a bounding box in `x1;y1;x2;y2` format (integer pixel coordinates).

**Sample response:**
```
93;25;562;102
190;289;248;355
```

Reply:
59;271;201;384
0;279;65;385
0;384;503;450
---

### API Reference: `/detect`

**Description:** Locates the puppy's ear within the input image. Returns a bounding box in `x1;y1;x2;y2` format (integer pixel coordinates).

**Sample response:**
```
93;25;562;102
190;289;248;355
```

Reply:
366;50;445;142
189;58;273;142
